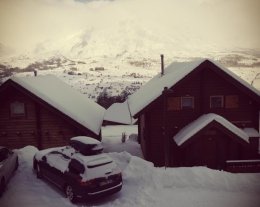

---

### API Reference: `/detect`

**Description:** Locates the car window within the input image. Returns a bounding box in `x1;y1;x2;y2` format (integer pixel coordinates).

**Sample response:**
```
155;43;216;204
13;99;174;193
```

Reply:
68;159;85;175
0;148;8;162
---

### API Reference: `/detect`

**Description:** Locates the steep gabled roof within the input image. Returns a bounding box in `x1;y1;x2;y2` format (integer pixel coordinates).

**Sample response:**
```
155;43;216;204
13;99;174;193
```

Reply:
128;59;260;117
104;101;136;125
173;113;249;146
5;75;105;135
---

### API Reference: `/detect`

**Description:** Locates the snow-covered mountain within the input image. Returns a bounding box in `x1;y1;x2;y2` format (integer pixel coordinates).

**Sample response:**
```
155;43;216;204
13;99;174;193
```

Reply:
0;0;260;100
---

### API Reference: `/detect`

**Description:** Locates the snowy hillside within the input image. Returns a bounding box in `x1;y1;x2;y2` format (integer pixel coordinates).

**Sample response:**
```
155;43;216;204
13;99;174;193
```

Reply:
0;126;259;207
0;0;260;99
1;52;259;103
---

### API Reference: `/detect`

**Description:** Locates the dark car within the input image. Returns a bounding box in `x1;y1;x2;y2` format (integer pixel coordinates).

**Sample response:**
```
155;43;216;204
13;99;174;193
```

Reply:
33;136;122;203
0;146;19;196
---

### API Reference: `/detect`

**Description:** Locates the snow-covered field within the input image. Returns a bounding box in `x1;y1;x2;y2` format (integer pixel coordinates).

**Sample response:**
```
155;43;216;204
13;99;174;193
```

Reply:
0;125;260;207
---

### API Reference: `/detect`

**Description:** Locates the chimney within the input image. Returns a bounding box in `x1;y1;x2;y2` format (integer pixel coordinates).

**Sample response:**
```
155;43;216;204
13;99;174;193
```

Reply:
161;54;164;76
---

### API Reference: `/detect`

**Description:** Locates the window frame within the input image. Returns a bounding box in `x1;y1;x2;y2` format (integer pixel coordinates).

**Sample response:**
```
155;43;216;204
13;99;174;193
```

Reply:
181;96;194;109
10;101;26;118
210;95;224;109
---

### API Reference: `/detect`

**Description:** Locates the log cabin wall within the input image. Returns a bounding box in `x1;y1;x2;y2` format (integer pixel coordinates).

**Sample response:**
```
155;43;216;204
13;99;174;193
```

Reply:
0;87;38;149
139;63;259;167
0;85;99;149
201;67;259;129
178;124;252;170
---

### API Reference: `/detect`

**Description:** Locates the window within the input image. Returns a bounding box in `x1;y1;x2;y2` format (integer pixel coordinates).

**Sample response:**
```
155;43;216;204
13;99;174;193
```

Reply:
167;96;194;110
225;95;239;108
10;101;25;117
181;96;194;109
68;159;85;175
167;97;181;111
210;96;223;108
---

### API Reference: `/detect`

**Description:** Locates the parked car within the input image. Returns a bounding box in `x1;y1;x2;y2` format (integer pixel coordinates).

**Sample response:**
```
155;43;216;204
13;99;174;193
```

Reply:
0;146;19;196
33;136;122;203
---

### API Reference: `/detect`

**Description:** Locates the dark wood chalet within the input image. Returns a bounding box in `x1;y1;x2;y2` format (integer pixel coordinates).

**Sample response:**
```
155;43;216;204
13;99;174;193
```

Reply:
128;58;260;170
0;75;105;150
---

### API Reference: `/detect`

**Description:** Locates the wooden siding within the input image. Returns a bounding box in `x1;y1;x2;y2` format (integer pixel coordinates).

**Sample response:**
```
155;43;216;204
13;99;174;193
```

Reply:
0;84;99;149
202;68;258;128
0;87;38;149
178;124;252;170
139;64;260;167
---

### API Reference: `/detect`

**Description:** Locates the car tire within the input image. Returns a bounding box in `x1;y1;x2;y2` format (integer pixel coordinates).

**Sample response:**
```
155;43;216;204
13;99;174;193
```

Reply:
65;184;77;203
36;163;42;179
0;178;6;197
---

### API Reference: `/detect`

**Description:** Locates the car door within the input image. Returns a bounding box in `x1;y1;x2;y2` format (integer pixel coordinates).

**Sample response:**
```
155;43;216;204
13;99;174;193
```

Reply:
0;148;12;181
6;150;17;176
43;152;70;188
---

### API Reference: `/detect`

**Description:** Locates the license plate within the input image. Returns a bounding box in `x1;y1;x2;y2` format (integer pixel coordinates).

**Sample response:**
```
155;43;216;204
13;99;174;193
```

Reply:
100;179;113;186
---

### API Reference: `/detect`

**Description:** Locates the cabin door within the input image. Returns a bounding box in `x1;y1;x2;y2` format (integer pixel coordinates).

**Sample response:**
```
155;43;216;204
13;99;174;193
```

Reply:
203;136;217;169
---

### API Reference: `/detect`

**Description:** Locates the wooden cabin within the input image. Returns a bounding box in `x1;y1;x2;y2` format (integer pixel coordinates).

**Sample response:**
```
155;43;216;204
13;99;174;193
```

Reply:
0;75;105;150
128;59;260;170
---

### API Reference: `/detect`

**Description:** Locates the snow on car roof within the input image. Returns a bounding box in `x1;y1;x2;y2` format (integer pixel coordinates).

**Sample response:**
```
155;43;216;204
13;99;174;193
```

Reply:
75;153;113;166
70;136;101;145
128;59;260;117
11;75;105;135
173;113;249;146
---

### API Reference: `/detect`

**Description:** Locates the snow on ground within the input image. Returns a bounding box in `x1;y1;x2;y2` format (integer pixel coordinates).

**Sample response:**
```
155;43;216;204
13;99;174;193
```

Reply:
1;125;260;207
102;125;142;158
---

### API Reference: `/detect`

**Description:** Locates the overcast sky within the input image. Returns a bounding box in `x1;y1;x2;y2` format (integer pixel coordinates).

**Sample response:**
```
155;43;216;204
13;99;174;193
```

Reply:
0;0;259;53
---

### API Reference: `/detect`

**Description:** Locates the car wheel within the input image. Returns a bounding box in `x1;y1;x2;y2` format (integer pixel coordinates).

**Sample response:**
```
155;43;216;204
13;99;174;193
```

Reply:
36;163;42;179
65;185;77;203
0;178;6;197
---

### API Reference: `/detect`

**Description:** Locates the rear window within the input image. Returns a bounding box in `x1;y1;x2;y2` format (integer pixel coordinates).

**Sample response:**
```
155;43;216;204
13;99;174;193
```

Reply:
68;159;85;175
87;160;112;168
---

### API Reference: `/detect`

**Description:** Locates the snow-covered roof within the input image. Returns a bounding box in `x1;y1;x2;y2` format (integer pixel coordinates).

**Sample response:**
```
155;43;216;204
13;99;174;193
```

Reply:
253;78;260;91
104;101;136;125
242;128;260;137
173;113;249;146
11;75;105;135
128;59;260;117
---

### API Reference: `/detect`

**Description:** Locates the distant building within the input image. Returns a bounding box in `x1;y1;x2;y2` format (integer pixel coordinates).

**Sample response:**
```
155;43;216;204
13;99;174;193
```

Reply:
103;101;136;125
0;75;105;149
128;59;260;170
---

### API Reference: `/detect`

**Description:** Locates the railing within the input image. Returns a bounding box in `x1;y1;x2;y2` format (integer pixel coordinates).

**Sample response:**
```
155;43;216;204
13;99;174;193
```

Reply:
225;160;260;173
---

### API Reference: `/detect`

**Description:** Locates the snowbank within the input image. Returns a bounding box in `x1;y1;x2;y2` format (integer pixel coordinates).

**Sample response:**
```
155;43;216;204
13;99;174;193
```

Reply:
1;130;260;207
